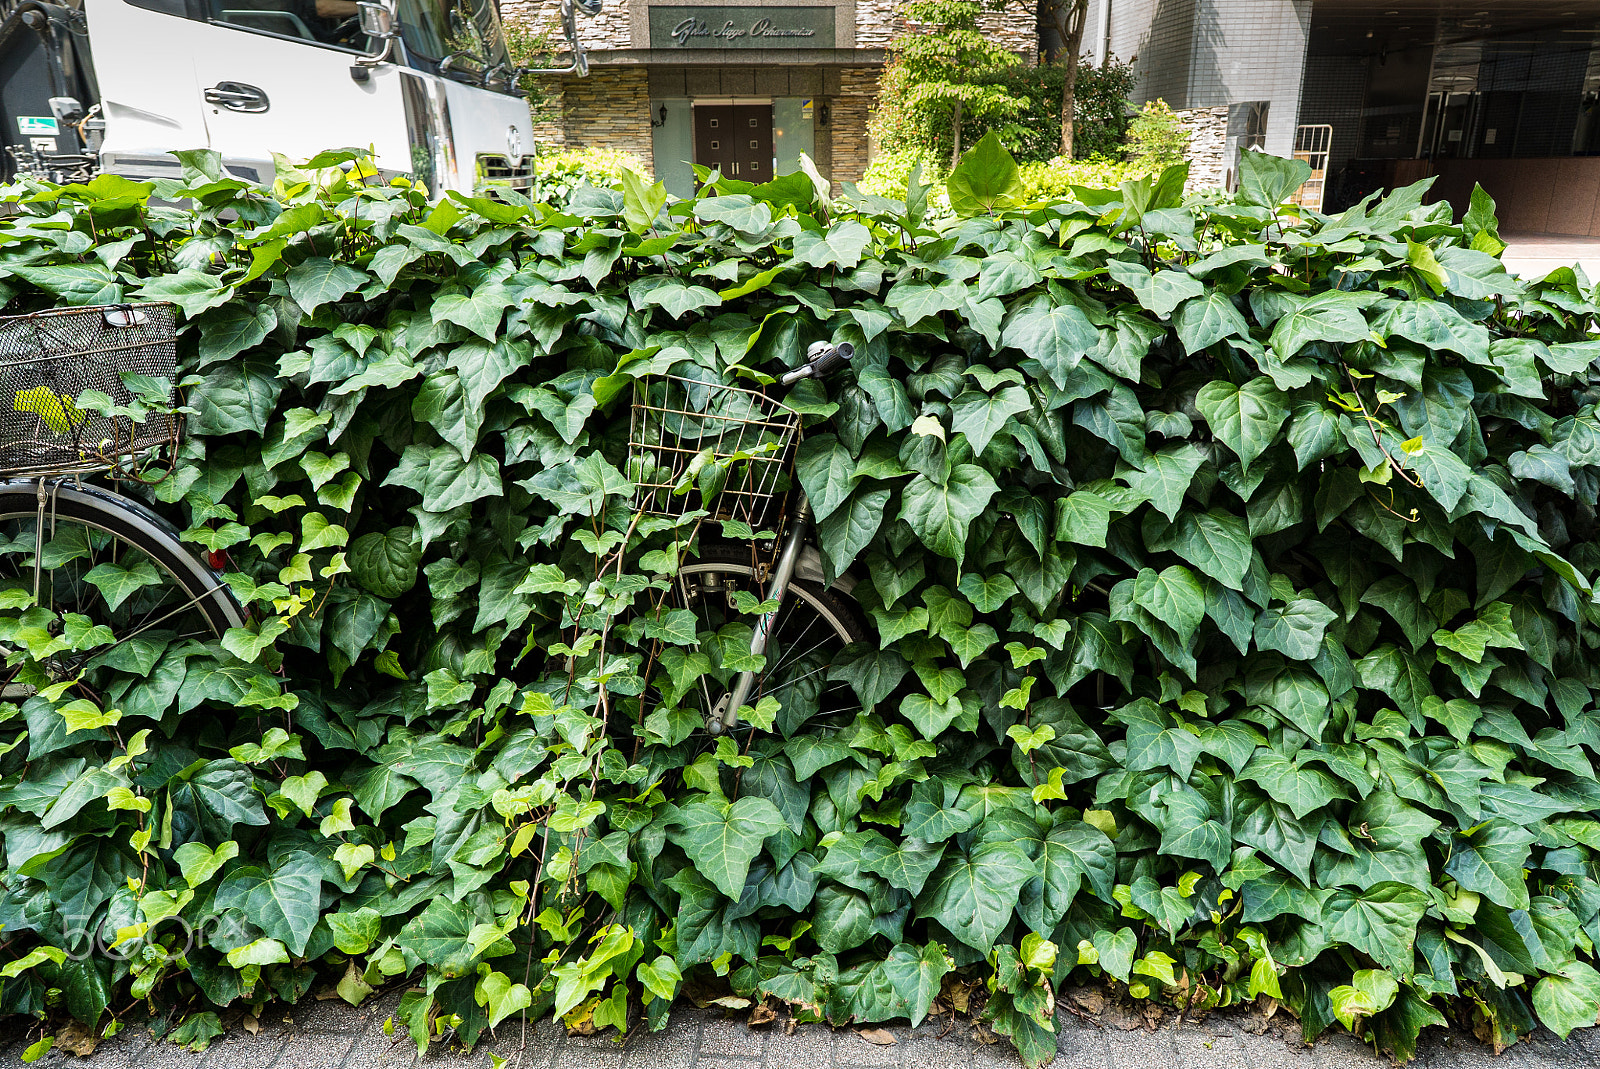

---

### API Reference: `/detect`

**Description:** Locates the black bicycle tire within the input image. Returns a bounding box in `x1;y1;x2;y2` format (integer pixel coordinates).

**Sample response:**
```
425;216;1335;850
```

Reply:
0;478;246;636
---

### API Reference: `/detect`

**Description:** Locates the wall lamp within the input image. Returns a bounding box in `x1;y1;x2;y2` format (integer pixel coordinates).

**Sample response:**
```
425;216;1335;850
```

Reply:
818;101;830;126
651;105;669;127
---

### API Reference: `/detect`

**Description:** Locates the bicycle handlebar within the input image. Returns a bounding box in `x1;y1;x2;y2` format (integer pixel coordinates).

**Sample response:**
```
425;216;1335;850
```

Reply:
780;341;854;386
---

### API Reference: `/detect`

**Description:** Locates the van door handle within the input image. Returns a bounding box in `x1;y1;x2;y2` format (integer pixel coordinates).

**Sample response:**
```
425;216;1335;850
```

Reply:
204;82;270;113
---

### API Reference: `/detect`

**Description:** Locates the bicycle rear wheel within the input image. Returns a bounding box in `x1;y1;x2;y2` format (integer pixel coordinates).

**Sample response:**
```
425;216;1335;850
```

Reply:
0;479;246;695
662;544;867;735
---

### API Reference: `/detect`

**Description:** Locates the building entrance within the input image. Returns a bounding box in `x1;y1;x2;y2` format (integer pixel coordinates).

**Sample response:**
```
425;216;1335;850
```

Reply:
693;104;774;181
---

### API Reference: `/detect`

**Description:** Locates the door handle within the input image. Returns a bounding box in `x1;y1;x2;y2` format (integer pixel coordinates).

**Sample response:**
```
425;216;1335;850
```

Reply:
204;82;270;113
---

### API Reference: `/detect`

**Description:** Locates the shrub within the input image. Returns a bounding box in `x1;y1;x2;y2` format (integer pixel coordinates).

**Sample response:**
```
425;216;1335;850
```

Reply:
982;58;1137;163
0;141;1598;1068
534;146;651;207
862;151;1142;213
1017;154;1143;198
875;50;1137;168
870;0;1025;169
1125;99;1188;172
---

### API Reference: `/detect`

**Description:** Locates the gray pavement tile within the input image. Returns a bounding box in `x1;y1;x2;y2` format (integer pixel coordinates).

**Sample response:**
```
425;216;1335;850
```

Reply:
696;1060;765;1069
338;1026;418;1069
761;1024;837;1069
124;1036;209;1069
1310;1031;1373;1069
548;1040;626;1069
1173;1024;1247;1069
1054;1021;1109;1068
196;1029;291;1069
697;1016;767;1060
967;1040;1019;1068
266;1028;358;1069
1101;1027;1176;1069
474;1023;562;1069
1236;1030;1316;1069
896;1038;963;1069
833;1030;902;1067
618;1018;699;1069
292;997;380;1036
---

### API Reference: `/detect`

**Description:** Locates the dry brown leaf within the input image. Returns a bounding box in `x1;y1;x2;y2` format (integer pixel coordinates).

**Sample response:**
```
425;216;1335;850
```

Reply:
858;1028;898;1046
1070;988;1106;1015
749;1002;777;1028
783;1016;798;1036
1261;995;1280;1021
972;1025;999;1045
710;996;752;1011
242;1014;261;1035
55;1021;97;1057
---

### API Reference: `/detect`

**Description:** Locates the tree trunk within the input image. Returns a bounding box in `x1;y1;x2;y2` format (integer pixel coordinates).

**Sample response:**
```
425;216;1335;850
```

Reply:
951;98;963;169
1061;48;1081;159
1056;0;1089;158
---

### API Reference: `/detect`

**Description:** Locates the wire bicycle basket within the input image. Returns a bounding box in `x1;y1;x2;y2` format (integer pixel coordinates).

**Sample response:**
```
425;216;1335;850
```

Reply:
0;303;179;478
629;374;802;530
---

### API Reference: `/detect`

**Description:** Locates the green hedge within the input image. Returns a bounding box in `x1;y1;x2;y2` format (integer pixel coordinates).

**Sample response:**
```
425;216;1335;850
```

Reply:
0;139;1599;1066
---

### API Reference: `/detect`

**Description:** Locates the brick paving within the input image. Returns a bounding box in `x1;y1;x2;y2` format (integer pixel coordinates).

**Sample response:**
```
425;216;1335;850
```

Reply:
4;991;1600;1069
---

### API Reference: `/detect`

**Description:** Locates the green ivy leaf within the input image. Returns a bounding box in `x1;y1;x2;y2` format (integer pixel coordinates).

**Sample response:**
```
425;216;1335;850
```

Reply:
666;797;787;899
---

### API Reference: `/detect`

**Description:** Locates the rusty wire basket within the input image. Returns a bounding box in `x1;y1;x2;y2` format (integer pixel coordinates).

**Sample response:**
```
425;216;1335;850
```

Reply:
628;374;801;530
0;303;179;477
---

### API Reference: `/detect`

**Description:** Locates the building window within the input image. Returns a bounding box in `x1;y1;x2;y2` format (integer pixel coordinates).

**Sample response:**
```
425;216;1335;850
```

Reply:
709;119;719;128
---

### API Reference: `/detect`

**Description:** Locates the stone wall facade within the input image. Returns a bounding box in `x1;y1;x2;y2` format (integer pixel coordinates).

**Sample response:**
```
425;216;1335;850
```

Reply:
505;0;1035;194
1176;104;1229;191
501;0;633;49
854;0;1036;55
554;67;655;164
831;67;879;186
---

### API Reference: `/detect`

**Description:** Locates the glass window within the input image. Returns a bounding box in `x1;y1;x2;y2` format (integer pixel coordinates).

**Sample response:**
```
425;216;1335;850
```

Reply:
396;0;508;72
207;0;373;49
123;0;192;17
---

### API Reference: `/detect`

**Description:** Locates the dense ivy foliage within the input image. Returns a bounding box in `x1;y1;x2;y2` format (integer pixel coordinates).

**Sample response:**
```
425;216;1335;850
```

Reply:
2;139;1600;1066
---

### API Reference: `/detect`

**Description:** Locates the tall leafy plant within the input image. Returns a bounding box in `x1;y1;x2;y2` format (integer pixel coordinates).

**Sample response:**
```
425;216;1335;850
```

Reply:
871;0;1024;169
0;140;1597;1069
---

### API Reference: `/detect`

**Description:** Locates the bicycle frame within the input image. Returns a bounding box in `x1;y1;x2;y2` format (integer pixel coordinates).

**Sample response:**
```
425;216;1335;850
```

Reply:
707;493;813;735
703;339;853;735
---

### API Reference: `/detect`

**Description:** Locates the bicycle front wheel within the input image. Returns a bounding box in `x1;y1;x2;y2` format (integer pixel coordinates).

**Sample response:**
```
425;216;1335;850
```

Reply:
0;479;246;694
665;544;868;735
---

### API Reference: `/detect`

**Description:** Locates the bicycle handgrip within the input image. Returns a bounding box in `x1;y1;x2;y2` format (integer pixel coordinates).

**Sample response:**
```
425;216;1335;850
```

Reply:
808;342;854;377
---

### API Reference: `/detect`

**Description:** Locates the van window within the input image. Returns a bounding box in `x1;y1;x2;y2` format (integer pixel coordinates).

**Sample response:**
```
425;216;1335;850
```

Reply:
207;0;372;49
123;0;191;17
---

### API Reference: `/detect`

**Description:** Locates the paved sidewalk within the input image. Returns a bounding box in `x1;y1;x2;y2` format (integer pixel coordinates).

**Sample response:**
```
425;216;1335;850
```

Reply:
3;991;1599;1069
1500;233;1600;280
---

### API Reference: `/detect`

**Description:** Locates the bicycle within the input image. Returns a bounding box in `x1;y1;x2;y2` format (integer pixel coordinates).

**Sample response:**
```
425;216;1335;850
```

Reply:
0;302;245;697
629;340;866;736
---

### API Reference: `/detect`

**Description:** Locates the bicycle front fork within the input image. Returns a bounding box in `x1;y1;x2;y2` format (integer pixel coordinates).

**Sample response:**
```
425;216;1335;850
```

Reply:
709;494;813;736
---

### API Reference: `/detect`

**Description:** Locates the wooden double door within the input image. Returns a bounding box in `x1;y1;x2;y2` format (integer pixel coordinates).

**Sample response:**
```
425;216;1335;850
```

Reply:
693;105;773;181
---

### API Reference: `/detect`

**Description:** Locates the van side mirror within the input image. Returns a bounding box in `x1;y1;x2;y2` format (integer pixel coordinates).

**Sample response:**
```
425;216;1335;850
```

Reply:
357;1;396;39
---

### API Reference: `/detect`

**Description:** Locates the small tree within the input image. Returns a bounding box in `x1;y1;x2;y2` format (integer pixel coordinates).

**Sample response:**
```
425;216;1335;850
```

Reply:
873;0;1024;169
1126;99;1189;172
1039;0;1091;158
